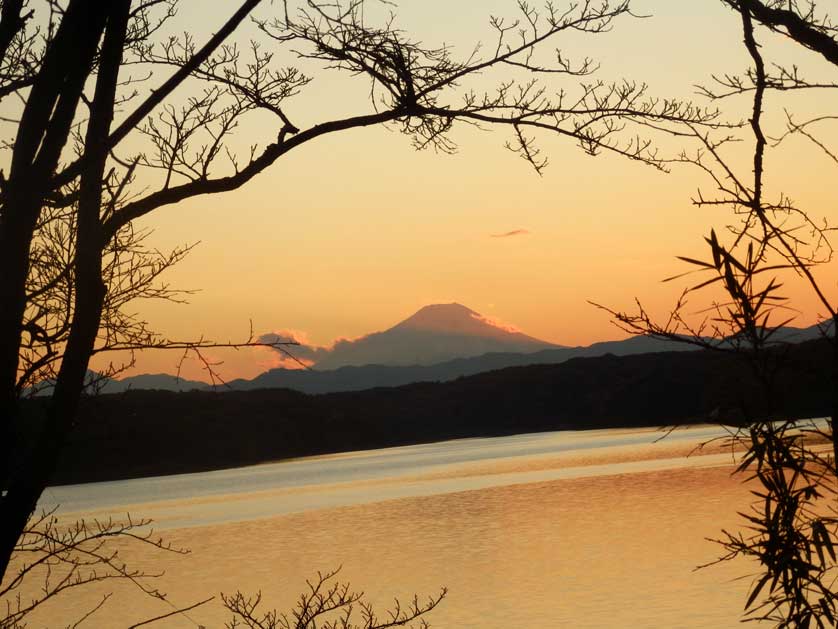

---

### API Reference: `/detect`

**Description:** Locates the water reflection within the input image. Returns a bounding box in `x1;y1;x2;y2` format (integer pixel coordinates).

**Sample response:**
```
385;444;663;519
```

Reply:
24;426;753;627
38;426;739;529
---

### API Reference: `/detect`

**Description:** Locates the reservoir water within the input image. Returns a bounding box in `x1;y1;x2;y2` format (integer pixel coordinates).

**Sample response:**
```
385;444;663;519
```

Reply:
17;425;756;627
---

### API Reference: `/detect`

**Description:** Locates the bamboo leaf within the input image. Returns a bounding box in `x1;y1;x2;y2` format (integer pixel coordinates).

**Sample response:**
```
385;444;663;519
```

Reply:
822;598;835;625
688;275;724;291
746;574;771;609
676;255;715;268
708;229;721;269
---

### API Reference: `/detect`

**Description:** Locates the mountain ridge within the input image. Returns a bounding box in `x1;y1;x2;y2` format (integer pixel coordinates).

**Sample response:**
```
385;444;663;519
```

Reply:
96;304;833;394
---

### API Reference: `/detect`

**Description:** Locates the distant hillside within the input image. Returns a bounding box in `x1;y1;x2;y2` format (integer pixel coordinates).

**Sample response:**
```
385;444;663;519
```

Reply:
100;373;209;393
49;337;832;485
228;333;695;393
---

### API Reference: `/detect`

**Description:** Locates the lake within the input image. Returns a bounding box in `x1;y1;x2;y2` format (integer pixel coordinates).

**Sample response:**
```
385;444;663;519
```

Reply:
17;425;756;628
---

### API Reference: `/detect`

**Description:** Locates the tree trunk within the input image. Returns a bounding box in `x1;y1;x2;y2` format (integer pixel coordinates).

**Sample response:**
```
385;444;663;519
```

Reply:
831;315;838;473
0;0;107;486
0;0;26;66
0;0;123;580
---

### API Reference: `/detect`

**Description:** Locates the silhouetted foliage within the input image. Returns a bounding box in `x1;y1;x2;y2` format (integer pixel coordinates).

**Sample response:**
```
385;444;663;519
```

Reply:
0;512;443;628
600;1;838;625
0;509;209;629
223;567;445;629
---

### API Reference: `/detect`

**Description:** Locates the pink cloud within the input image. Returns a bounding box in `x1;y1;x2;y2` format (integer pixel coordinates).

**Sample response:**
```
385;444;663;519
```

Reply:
471;313;522;334
257;329;329;368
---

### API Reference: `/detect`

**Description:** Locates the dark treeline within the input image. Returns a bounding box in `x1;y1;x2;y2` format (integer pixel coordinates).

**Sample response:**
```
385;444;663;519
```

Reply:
42;339;831;485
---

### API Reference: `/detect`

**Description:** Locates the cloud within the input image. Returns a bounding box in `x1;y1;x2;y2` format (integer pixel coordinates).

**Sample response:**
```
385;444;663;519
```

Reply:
257;329;330;368
490;229;530;238
471;313;522;334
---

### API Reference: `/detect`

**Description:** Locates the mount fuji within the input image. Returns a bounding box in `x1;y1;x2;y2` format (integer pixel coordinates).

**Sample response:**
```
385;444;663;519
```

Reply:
310;303;560;369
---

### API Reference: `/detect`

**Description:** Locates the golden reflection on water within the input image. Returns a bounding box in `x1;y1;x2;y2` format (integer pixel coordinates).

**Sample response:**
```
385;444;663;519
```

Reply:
20;462;754;628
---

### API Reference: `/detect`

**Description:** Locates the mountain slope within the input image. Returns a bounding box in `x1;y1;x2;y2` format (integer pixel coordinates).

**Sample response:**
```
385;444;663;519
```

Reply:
311;303;559;369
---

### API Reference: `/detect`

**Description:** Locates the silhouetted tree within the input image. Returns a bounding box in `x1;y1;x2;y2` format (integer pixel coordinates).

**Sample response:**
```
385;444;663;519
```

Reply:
0;509;207;628
223;567;446;629
1;509;443;628
0;0;724;586
600;1;838;625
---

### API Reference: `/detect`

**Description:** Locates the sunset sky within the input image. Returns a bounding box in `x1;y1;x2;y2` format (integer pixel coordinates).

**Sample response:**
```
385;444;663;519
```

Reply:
84;0;838;381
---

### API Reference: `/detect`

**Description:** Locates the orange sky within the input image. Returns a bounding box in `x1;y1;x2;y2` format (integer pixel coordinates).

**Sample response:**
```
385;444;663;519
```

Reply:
77;0;838;381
